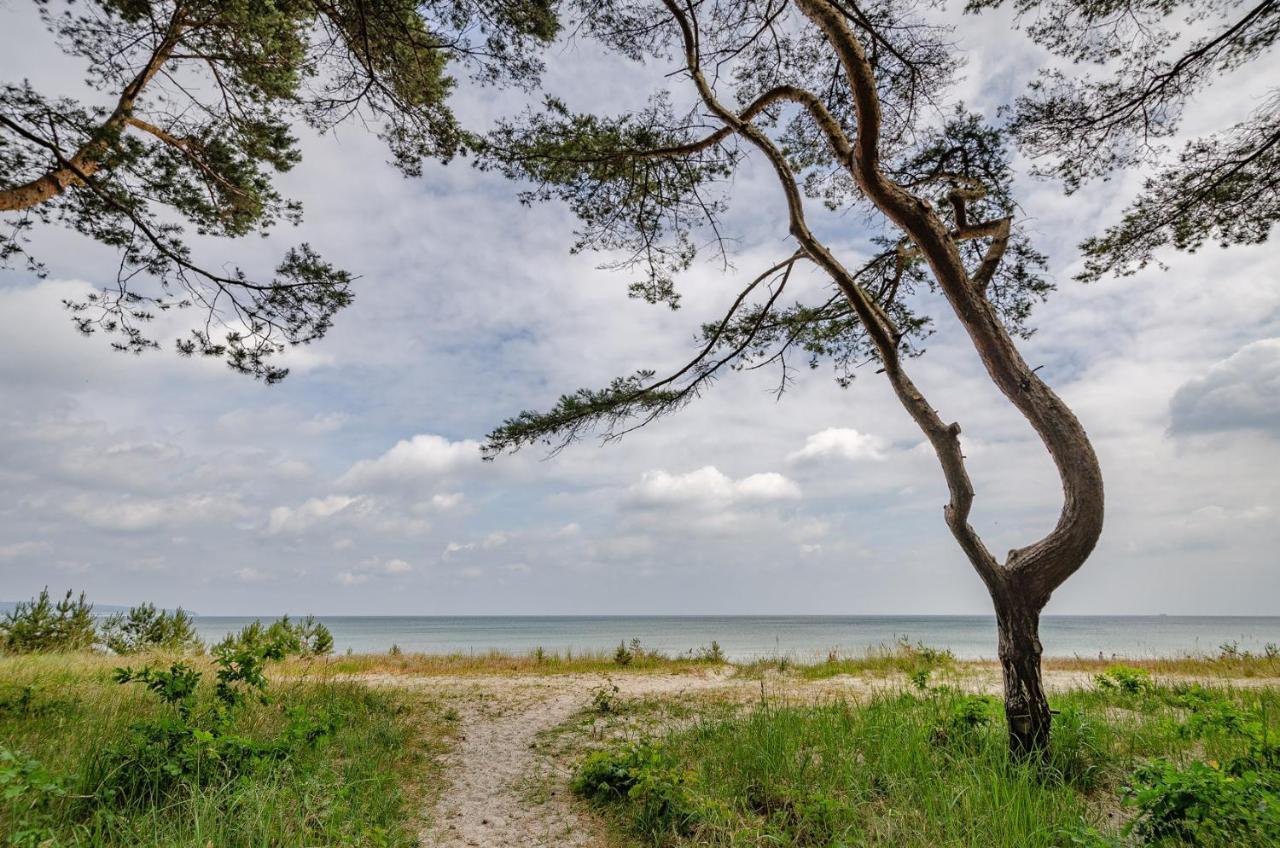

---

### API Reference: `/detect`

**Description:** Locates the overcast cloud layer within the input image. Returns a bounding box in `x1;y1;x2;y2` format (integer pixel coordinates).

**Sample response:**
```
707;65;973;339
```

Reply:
1;4;1277;616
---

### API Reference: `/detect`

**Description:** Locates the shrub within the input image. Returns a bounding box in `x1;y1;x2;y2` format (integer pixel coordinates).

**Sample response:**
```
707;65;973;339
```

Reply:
614;640;633;667
100;603;203;655
97;635;334;808
1125;758;1280;845
0;747;66;848
698;640;726;664
214;615;333;658
572;743;700;839
0;588;96;654
591;679;620;714
931;694;997;748
1094;665;1152;695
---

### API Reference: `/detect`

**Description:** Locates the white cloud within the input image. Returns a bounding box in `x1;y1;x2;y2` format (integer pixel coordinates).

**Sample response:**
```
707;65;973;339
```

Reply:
735;472;803;502
335;570;369;586
267;495;360;535
627;466;801;509
0;541;50;560
1170;338;1280;437
338;434;481;490
335;556;411;585
66;494;246;532
382;558;412;574
430;492;465;510
788;428;887;463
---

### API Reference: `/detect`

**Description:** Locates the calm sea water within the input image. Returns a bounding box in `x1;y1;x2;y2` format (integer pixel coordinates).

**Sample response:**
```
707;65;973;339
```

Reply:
190;615;1280;661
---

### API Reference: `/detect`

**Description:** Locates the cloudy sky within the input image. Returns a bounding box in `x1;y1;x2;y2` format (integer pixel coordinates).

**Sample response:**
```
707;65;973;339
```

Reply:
1;2;1277;616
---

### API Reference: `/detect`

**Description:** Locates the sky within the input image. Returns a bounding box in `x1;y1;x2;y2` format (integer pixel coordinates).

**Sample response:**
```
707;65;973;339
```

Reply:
1;2;1277;616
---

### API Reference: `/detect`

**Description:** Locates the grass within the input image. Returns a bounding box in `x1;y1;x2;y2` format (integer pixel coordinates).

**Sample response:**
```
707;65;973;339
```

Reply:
0;652;453;847
570;677;1280;847
309;644;729;677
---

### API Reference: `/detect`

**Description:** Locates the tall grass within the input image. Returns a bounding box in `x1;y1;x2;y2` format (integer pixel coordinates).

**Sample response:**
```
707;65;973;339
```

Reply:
573;679;1280;847
0;653;451;847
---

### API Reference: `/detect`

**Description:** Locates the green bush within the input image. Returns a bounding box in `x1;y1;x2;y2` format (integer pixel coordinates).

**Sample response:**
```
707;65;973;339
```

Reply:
99;603;203;655
0;588;96;654
0;747;66;847
698;640;726;663
95;636;335;808
1094;665;1152;695
1125;758;1280;845
591;679;621;714
572;743;700;839
214;614;333;658
931;693;997;748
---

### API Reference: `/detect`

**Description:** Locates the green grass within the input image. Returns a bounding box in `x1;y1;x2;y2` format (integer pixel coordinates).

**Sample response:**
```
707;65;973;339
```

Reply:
571;679;1280;847
0;653;452;847
312;644;729;676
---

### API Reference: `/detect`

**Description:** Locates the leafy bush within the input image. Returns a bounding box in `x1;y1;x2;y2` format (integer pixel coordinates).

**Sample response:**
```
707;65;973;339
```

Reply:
214;615;333;658
1094;665;1152;695
96;634;334;808
0;588;96;654
0;747;67;848
1125;758;1280;845
614;640;634;667
99;603;203;655
591;679;621;714
572;743;700;839
931;694;997;748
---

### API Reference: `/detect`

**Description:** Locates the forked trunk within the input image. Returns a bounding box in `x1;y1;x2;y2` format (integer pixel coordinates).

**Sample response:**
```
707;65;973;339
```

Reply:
994;594;1051;757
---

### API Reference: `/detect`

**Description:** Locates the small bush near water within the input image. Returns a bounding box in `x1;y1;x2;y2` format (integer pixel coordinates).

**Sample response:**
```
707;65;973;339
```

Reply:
0;589;96;655
573;676;1280;848
1;589;334;660
99;603;202;655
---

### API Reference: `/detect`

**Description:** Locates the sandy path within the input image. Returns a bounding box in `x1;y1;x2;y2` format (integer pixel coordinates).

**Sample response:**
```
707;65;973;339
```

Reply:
351;668;1280;848
392;672;736;848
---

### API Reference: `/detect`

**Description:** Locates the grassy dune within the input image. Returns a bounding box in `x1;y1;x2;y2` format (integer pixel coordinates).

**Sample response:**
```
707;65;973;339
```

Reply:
0;653;453;847
571;678;1280;847
4;646;1279;847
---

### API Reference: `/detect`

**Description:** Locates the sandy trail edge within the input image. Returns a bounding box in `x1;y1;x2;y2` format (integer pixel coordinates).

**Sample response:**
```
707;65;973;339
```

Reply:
354;670;1280;848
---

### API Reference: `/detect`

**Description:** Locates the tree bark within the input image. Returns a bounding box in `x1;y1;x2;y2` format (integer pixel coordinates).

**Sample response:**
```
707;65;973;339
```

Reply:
993;590;1052;757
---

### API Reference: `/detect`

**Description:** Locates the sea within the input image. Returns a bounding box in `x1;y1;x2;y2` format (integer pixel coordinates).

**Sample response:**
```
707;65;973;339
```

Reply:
189;615;1280;662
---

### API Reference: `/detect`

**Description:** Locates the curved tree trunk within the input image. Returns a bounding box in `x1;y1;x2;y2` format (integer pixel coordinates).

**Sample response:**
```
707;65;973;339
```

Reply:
993;588;1051;755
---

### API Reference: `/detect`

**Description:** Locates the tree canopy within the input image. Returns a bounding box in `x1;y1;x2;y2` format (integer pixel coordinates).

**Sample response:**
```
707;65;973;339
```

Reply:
973;0;1279;281
481;0;1051;455
1;0;557;381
